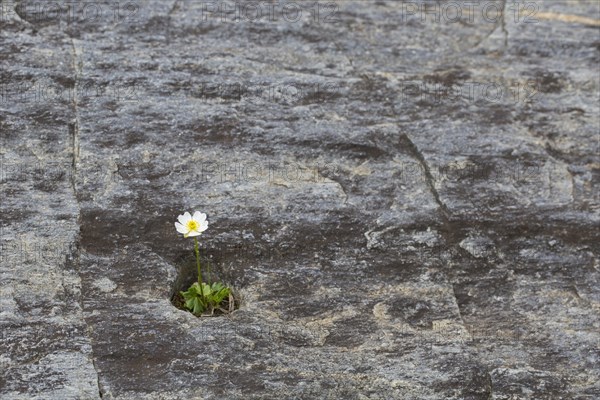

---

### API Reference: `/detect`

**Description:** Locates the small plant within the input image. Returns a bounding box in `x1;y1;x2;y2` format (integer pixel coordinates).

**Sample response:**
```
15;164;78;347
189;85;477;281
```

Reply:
180;282;231;316
175;211;233;316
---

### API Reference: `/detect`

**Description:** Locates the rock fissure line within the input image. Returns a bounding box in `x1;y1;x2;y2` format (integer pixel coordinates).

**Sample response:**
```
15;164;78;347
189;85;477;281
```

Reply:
69;37;81;178
486;369;494;400
166;0;182;45
68;35;103;399
12;0;31;26
468;0;508;51
500;0;509;49
451;283;467;330
399;133;452;223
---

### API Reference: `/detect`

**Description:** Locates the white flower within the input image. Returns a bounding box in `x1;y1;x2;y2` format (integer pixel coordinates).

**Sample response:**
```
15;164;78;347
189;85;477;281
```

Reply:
175;211;208;238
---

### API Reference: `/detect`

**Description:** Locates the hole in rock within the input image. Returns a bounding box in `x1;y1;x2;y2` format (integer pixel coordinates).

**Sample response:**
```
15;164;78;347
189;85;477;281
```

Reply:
170;251;241;317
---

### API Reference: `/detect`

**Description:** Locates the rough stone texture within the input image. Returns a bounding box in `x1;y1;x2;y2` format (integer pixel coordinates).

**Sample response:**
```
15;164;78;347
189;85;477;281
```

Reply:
1;0;599;399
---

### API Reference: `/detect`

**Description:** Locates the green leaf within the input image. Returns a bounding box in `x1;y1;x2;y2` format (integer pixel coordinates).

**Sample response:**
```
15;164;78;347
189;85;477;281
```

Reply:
210;285;231;306
181;281;232;315
181;283;209;315
184;297;203;315
192;298;204;315
181;289;193;301
200;282;212;297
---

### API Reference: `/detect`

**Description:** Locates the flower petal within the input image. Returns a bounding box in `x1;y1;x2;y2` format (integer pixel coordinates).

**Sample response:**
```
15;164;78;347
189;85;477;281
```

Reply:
187;230;201;237
175;222;188;234
178;212;192;225
192;211;204;222
198;222;208;232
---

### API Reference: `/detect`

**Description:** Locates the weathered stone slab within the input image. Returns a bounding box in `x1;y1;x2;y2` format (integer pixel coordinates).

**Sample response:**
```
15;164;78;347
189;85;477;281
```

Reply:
1;1;598;399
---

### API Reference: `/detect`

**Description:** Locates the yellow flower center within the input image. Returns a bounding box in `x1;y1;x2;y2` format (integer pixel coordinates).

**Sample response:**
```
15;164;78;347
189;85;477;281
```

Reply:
187;220;199;231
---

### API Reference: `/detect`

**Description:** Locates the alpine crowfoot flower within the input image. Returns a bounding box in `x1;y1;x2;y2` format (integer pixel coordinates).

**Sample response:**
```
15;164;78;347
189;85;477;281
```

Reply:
173;211;233;316
175;211;208;238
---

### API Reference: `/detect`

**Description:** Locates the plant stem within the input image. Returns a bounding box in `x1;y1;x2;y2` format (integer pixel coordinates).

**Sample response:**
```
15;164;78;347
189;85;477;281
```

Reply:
194;237;202;285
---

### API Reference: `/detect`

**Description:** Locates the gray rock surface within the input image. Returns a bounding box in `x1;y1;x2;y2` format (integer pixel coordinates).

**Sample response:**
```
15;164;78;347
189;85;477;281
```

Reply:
1;0;599;399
